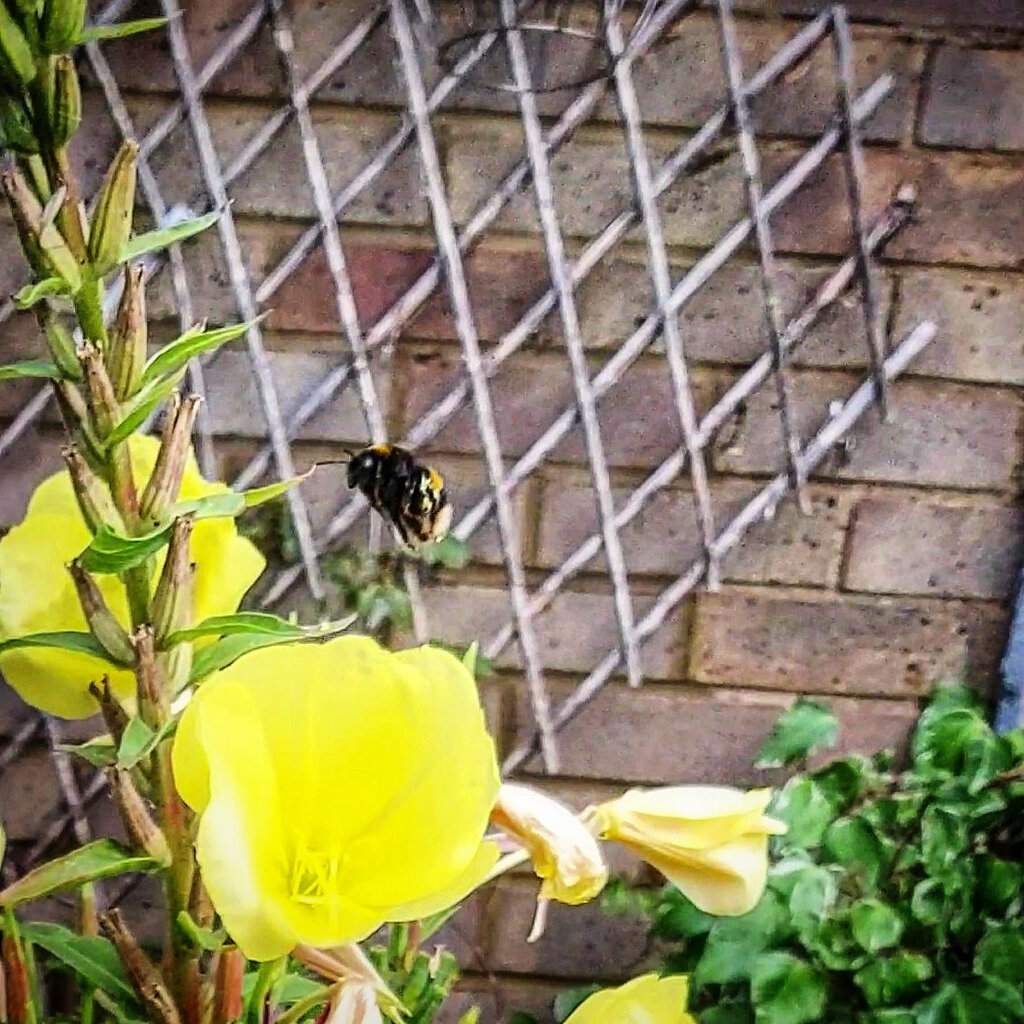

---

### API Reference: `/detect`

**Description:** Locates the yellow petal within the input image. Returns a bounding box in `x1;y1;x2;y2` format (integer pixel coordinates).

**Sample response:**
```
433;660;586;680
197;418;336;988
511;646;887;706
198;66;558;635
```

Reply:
387;840;500;922
565;974;695;1024
640;834;771;917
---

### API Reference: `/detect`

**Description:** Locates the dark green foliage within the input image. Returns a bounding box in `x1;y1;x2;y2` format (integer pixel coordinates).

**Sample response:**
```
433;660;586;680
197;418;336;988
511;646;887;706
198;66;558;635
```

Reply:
650;686;1024;1024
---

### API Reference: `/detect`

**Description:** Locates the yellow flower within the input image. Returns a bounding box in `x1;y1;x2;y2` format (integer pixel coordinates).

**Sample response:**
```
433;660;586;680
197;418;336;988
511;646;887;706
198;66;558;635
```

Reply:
171;636;501;961
565;974;695;1024
0;436;264;719
584;787;786;917
491;784;607;905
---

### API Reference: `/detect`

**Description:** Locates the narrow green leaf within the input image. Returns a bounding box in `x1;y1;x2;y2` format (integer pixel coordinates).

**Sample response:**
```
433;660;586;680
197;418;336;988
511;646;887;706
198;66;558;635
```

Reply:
0;630;118;662
116;717;155;768
76;17;169;43
78;522;170;574
119;210;221;263
58;736;117;769
755;698;839;769
140;319;258;388
166;611;351;646
176;911;227;952
0;359;62;381
104;368;185;449
21;922;140;1006
172;491;245;521
14;277;70;309
240;468;315;509
0;839;159;906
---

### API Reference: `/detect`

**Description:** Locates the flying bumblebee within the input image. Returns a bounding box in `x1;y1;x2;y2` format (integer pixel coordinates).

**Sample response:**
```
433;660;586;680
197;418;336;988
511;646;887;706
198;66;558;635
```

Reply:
343;444;452;547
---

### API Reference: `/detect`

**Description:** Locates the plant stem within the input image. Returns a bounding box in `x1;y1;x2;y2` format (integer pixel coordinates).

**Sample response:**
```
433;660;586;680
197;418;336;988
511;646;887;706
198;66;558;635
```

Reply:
80;988;95;1024
247;958;286;1024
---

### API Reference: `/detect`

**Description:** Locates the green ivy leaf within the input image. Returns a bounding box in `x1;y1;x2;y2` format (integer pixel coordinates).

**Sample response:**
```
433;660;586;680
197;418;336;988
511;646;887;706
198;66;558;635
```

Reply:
652;888;714;941
749;952;826;1024
788;866;838;944
914;978;1024;1024
974;925;1024;988
0;839;160;905
119;210;221;264
140;319;258;388
921;805;969;876
76;17;168;43
755;699;838;769
772;779;837;849
415;534;470;570
977;855;1022;915
695;892;788;989
910;878;945;927
823;816;888;889
553;986;602;1023
21;922;140;1006
854;953;933;1008
850;899;904;953
809;756;875;813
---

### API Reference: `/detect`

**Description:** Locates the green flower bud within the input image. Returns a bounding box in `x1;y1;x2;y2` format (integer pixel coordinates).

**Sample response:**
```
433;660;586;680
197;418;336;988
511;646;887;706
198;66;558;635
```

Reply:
0;93;38;154
0;3;36;90
62;443;126;533
106;768;173;866
68;560;135;664
108;263;147;400
77;342;120;436
40;0;86;54
48;53;80;146
38;304;82;381
88;139;137;276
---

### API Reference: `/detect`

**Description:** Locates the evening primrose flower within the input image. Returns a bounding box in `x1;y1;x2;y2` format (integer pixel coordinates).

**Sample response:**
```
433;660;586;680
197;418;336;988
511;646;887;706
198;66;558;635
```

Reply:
0;435;264;719
584;787;786;917
171;636;501;961
491;784;607;905
565;973;695;1024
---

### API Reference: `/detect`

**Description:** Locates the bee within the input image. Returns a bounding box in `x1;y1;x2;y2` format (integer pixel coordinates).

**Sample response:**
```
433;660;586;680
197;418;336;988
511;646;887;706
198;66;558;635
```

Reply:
344;444;453;547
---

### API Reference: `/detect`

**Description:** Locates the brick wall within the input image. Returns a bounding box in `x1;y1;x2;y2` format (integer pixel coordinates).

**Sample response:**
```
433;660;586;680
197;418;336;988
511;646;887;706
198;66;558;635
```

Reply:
1;1;1023;1019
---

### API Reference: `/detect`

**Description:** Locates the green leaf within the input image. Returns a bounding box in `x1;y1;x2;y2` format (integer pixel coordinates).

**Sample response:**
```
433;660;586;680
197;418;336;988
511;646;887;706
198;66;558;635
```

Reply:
116;716;164;769
78;522;171;574
21;922;140;1006
694;892;788;988
910;878;945;926
788;866;838;943
172;491;246;521
652;888;714;941
119;210;221;263
0;839;159;905
915;978;1024;1024
0;630;119;662
921;805;969;875
810;755;875;813
104;368;186;449
59;736;117;769
14;277;71;309
176;911;227;952
553;986;601;1023
237;469;315;510
0;359;62;381
755;698;839;769
416;534;470;569
140;319;258;388
772;778;837;848
749;952;826;1024
854;952;932;1008
823;816;888;888
166;611;354;647
76;17;168;43
977;855;1022;915
974;925;1024;987
850;899;904;953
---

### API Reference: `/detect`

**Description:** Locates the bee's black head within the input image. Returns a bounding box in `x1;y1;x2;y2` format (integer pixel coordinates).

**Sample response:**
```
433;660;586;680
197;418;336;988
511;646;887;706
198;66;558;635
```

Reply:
346;448;383;489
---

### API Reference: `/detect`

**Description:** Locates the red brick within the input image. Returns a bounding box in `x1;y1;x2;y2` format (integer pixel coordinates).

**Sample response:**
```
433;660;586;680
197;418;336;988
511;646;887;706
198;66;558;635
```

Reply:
690;589;970;699
483;878;654;980
845;499;1024;600
732;0;1024;31
414;584;688;680
0;743;65;841
713;373;1022;492
920;47;1024;152
893;268;1024;386
534;478;846;587
441;976;561;1024
513;679;920;783
0;425;64;529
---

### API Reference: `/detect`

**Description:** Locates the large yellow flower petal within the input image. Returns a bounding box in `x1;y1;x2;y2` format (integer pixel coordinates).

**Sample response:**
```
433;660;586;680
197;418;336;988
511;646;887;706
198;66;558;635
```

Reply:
565;974;695;1024
0;436;265;719
171;636;501;960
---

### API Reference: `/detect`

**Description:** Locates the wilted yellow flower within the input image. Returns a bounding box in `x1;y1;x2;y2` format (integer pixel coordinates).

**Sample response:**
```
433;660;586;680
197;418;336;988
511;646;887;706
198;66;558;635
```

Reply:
171;636;501;961
491;784;607;905
0;436;264;718
584;787;786;917
565;973;695;1024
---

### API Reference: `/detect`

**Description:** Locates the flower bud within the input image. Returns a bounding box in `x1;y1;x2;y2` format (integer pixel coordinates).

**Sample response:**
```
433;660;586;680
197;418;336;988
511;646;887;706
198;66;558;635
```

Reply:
152;516;194;644
491;783;608;906
40;0;87;54
77;342;121;436
140;396;201;522
68;561;135;664
106;767;173;867
131;626;169;728
0;94;38;155
1;168;82;290
48;54;81;147
98;910;180;1024
54;380;104;469
88;140;137;276
0;4;36;91
38;307;82;381
108;263;147;400
88;676;130;741
62;444;125;532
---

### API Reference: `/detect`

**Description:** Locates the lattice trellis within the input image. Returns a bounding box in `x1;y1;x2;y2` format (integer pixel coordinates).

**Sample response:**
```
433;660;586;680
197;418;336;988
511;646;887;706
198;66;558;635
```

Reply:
0;0;937;883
